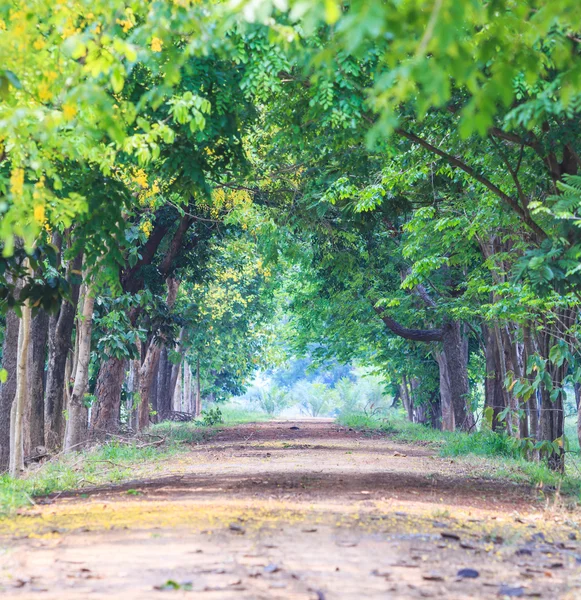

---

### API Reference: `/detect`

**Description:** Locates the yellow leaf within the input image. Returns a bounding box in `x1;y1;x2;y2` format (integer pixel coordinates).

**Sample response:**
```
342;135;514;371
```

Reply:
151;37;163;52
324;0;341;25
33;203;45;223
62;103;77;120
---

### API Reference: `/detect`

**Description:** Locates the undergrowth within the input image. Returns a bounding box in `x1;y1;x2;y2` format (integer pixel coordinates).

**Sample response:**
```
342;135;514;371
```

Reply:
338;412;581;498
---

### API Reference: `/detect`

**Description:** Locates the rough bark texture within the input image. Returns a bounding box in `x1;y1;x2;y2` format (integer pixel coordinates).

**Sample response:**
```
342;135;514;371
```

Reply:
400;375;414;422
433;349;455;432
576;383;581;459
91;357;125;435
138;344;162;430
195;357;201;417
44;253;82;449
27;309;49;452
0;309;20;471
156;347;174;420
173;364;182;412
442;321;474;432
373;306;443;342
483;325;505;431
9;295;32;477
64;289;95;451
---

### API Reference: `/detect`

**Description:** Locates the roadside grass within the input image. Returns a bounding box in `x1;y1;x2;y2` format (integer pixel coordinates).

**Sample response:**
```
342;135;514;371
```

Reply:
338;412;581;498
0;426;208;517
0;404;269;517
219;404;272;424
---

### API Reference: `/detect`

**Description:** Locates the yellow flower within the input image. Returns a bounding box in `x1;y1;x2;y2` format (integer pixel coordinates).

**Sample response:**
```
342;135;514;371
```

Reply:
62;103;77;120
10;168;24;195
38;82;52;102
140;220;153;237
116;18;133;33
33;38;46;50
150;37;163;53
33;204;45;223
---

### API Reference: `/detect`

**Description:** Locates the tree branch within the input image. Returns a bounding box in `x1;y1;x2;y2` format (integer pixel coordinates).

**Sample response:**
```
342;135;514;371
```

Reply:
372;303;443;342
395;128;547;241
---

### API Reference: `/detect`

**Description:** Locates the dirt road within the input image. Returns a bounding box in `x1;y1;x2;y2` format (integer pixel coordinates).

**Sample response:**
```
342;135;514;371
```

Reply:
1;420;580;599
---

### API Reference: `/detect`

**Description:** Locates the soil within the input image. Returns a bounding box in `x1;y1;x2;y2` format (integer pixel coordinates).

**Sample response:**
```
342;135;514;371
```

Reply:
1;419;580;599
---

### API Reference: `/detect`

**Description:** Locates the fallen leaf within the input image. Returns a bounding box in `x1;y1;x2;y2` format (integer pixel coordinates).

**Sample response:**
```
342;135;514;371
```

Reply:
422;571;444;581
457;568;479;578
264;564;280;574
497;585;524;597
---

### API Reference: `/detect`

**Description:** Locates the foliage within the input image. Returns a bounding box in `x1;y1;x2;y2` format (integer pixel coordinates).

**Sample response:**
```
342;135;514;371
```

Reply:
290;380;337;417
339;412;581;495
252;385;289;416
198;406;223;427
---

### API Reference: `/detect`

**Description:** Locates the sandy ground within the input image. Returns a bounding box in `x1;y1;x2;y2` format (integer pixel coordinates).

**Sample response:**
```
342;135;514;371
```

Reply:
1;419;580;599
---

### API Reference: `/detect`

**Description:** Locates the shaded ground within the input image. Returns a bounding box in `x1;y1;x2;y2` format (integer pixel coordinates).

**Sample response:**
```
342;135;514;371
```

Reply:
1;419;581;598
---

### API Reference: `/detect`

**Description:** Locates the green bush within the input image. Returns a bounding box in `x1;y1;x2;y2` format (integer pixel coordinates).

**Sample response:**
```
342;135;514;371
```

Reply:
199;406;223;426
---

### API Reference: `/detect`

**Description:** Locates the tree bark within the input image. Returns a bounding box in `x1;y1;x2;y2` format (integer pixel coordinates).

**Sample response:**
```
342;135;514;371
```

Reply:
433;349;454;431
64;285;96;451
137;344;162;430
483;324;506;431
44;253;82;449
173;364;182;412
442;321;474;431
400;374;414;422
156;347;174;420
91;357;125;435
195;357;202;417
0;309;20;472
9;284;32;477
576;382;581;459
137;278;179;430
27;309;49;453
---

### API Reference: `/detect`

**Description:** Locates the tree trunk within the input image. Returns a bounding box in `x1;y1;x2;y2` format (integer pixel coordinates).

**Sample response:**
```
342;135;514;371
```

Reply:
483;324;505;431
442;321;474;431
64;286;96;451
156;347;174;420
173;364;182;412
137;278;179;429
195;357;202;417
44;253;82;449
576;382;581;459
91;357;125;435
434;350;454;431
0;309;20;472
27;309;49;453
137;344;162;430
523;325;539;442
127;358;140;430
9;285;32;477
150;361;159;421
400;374;414;422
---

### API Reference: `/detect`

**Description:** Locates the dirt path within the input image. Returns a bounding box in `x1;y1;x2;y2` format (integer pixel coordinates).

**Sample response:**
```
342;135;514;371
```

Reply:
1;420;580;599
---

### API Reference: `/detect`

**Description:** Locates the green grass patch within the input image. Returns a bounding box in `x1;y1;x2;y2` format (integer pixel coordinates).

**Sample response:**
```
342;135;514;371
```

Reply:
219;404;273;425
0;423;210;517
338;412;581;498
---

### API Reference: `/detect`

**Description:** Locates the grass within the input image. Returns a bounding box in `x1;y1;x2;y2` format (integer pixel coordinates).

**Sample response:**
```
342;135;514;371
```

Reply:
219;404;272;424
338;411;581;499
0;426;207;516
0;403;271;517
